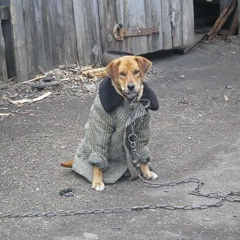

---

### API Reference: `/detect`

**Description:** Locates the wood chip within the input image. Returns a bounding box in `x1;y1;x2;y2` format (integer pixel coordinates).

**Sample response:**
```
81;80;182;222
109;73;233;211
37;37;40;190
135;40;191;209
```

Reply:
0;113;14;117
224;95;229;101
6;92;52;106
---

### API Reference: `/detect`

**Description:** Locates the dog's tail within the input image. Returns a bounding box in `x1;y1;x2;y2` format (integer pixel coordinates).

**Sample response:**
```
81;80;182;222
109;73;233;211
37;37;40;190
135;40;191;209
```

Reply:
60;160;73;168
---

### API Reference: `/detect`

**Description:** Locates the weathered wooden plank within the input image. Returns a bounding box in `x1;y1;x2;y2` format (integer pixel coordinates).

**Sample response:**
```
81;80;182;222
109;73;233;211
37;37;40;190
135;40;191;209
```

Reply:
0;19;8;81
145;0;163;52
73;0;102;65
22;0;41;78
98;0;123;52
170;0;182;47
238;0;240;34
40;0;54;71
47;0;65;67
10;0;29;81
31;0;48;73
62;0;78;65
161;0;172;49
123;0;148;54
173;34;204;54
0;0;15;79
181;0;194;45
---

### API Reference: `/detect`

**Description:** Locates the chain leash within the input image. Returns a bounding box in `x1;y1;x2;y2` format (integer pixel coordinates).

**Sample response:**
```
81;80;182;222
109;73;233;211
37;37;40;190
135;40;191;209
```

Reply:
1;99;240;219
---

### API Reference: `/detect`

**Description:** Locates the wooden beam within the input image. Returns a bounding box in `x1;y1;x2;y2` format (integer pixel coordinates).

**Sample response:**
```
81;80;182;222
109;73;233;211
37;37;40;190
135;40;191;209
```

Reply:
173;34;204;54
0;19;8;81
207;0;237;40
238;0;240;34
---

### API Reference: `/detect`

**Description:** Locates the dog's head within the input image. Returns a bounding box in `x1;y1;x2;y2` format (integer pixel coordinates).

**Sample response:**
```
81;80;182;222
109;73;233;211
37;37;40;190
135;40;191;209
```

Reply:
106;56;152;100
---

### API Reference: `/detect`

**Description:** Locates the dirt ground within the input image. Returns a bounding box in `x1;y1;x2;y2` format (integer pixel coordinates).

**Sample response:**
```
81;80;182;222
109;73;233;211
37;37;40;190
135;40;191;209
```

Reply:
1;39;240;240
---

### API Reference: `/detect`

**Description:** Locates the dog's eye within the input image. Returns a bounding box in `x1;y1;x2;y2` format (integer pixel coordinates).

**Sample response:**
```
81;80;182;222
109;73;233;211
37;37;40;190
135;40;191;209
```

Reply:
119;72;126;77
133;69;140;75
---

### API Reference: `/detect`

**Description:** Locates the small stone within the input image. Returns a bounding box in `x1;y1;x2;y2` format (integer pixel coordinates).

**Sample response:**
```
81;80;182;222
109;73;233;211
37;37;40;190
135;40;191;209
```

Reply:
75;76;83;81
83;233;98;239
64;192;74;197
85;83;96;92
59;188;73;196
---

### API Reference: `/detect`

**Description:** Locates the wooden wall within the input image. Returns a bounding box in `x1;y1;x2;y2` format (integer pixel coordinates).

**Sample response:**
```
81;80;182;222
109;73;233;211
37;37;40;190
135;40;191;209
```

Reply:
10;0;79;81
98;0;194;54
3;0;195;82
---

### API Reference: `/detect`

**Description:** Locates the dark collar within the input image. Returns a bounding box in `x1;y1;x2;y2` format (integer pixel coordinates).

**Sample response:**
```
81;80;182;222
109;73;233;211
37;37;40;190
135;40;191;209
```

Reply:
99;77;159;113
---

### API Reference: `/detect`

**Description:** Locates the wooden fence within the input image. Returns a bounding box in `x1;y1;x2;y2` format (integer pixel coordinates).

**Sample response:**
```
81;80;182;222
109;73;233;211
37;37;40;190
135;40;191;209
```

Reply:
1;0;196;82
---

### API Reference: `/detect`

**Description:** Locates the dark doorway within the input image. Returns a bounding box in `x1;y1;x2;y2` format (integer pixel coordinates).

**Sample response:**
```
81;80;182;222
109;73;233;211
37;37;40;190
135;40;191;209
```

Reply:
194;0;220;34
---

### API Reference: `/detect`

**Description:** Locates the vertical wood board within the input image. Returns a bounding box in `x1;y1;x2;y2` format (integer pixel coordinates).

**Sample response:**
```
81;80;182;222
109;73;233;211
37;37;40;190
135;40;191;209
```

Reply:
161;0;173;49
144;0;163;52
73;0;102;65
10;0;29;81
0;19;8;81
182;0;194;45
238;0;240;34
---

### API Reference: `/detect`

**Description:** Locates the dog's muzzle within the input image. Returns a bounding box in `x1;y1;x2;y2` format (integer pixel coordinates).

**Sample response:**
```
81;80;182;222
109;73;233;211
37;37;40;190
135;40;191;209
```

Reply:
124;83;140;100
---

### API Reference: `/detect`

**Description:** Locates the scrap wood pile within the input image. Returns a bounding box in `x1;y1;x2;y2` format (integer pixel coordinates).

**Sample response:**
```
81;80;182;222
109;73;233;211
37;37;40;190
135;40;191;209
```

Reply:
22;63;107;88
0;63;107;114
206;0;238;40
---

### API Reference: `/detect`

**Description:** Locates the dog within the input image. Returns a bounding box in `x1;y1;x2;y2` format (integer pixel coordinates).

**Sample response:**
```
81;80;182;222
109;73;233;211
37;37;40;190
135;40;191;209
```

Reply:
61;56;159;191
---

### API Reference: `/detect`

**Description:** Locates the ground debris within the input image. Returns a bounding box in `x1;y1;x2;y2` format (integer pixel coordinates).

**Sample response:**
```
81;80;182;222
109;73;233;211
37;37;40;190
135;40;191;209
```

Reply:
0;112;14;117
5;92;52;107
0;63;105;109
224;95;229;102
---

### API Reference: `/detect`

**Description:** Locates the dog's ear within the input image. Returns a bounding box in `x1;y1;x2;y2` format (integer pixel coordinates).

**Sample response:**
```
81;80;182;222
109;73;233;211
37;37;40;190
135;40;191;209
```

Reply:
106;59;121;81
134;56;152;75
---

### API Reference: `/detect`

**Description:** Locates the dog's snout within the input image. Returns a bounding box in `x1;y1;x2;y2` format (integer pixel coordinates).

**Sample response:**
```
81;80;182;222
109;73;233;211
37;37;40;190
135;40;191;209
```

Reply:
127;83;135;91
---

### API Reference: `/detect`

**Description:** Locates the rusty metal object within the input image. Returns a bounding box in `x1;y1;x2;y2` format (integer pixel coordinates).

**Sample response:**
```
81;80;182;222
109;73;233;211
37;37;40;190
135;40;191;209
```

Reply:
113;24;160;40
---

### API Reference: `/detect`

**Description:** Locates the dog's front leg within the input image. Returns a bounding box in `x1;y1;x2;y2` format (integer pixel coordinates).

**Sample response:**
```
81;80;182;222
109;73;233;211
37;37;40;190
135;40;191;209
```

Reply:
92;166;105;191
140;163;158;180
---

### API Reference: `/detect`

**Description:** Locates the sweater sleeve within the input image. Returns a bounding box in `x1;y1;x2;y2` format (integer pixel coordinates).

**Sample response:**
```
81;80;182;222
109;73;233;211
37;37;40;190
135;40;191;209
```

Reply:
87;96;115;170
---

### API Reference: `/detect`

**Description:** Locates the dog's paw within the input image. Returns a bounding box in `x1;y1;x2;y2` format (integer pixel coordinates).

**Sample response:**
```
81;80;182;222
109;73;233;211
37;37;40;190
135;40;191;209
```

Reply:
92;180;105;191
143;171;158;180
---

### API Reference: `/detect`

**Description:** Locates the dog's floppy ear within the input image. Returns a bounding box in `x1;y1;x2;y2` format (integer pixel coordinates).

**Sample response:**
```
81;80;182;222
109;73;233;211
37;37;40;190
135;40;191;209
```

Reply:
134;56;152;75
106;59;121;81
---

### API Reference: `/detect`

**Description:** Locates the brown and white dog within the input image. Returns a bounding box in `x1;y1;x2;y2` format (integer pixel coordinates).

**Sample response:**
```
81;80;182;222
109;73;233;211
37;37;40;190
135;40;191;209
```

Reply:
61;56;158;191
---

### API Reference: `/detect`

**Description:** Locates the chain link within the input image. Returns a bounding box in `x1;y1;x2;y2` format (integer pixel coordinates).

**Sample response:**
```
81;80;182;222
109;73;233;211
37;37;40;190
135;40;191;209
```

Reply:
1;99;239;219
2;188;239;219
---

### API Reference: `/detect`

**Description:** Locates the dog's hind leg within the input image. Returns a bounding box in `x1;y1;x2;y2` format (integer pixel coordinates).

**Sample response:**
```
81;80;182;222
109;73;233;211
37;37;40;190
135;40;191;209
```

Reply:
140;163;158;180
92;166;105;191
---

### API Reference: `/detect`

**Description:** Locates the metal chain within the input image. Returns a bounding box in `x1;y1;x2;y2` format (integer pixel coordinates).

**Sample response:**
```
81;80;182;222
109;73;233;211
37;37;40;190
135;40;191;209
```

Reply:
1;181;239;219
1;100;240;219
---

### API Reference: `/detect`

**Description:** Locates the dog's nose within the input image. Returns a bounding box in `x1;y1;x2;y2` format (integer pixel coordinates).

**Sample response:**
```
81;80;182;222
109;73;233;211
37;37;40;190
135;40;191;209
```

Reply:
127;83;135;91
